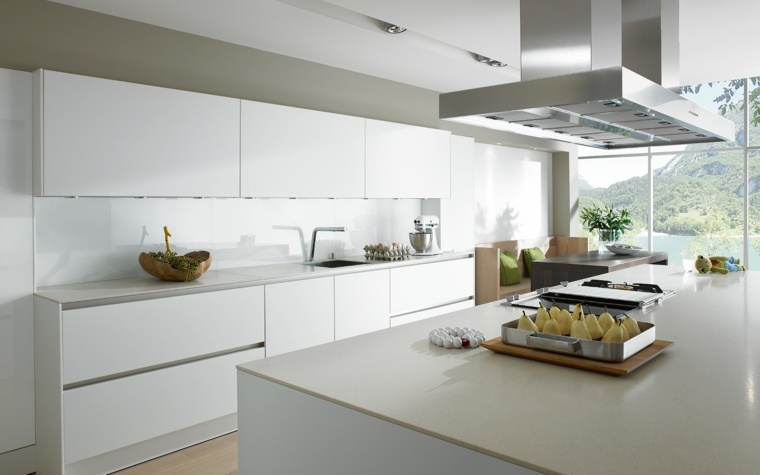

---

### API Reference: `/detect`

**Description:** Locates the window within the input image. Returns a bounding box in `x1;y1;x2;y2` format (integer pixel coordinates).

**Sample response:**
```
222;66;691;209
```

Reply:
579;77;760;269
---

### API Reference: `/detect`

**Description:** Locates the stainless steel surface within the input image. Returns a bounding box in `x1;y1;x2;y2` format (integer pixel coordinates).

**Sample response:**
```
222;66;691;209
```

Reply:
308;226;347;262
408;232;431;253
501;316;656;362
304;259;367;268
439;0;734;149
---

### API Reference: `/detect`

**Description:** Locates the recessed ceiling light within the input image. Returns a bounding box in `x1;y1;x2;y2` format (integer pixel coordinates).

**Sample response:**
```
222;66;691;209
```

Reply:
475;54;507;67
384;23;406;34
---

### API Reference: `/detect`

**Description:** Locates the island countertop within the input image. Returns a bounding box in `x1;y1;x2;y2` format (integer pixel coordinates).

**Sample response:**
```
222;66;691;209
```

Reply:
237;264;760;474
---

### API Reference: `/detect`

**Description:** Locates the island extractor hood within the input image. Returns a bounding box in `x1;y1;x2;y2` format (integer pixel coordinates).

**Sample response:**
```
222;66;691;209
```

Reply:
439;0;735;149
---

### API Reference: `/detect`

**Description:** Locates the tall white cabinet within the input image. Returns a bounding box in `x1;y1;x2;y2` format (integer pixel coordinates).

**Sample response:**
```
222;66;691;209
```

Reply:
0;68;35;475
33;69;241;197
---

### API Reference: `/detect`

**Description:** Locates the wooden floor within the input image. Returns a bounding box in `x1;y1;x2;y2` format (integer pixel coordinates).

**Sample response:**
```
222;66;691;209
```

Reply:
113;432;238;475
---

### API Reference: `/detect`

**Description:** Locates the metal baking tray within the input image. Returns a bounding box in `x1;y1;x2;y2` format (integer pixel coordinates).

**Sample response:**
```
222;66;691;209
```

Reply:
501;314;655;363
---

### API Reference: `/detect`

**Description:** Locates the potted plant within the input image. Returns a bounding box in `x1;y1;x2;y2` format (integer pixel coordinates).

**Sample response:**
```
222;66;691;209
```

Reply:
579;204;632;250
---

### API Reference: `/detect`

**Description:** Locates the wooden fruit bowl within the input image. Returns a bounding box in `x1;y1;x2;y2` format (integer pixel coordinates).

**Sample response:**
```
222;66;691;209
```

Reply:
138;251;211;282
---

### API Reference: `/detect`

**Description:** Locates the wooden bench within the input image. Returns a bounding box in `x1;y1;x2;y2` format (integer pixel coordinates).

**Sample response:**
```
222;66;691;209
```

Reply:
474;236;588;305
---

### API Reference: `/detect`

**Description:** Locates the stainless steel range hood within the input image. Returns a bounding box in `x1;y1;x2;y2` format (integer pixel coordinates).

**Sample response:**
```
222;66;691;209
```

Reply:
439;0;735;150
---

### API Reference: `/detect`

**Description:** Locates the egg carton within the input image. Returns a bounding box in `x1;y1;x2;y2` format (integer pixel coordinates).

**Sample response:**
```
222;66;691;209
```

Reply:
363;243;412;261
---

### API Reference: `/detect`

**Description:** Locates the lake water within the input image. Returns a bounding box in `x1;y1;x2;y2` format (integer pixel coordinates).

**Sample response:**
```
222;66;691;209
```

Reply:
621;234;759;270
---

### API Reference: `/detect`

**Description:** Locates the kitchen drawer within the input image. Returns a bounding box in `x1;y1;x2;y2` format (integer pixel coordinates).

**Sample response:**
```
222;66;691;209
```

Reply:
63;347;263;465
390;258;474;316
390;299;474;327
62;286;264;385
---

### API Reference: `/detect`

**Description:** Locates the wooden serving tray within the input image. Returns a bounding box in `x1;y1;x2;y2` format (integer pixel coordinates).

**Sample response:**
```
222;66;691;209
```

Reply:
481;338;673;376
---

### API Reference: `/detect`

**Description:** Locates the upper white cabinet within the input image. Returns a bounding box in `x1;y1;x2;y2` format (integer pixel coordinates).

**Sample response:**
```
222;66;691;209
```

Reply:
240;101;365;198
365;119;451;199
33;69;240;197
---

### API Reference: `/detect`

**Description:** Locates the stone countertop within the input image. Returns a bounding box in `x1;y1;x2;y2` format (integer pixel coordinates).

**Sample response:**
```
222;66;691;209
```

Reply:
238;264;760;474
34;251;473;307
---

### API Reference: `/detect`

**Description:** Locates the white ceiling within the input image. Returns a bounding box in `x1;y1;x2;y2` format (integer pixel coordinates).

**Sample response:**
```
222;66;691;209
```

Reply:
50;0;760;93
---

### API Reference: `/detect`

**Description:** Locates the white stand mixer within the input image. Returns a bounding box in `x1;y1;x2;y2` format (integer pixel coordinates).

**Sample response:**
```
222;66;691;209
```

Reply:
409;215;443;256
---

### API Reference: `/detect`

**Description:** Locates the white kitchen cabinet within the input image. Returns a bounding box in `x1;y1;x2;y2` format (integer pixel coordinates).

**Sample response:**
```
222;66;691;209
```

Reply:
240;101;365;198
63;348;262;468
390;258;474;318
0;68;35;475
335;270;390;340
265;277;334;357
365;119;451;198
34;285;266;475
33;69;240;197
62;286;265;385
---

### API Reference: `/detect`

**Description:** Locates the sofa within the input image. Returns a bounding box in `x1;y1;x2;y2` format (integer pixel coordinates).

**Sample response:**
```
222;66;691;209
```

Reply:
474;236;588;305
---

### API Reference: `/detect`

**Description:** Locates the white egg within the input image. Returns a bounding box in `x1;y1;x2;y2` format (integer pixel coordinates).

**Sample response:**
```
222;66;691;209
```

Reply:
453;337;462;348
435;336;444;347
469;338;480;348
443;338;453;349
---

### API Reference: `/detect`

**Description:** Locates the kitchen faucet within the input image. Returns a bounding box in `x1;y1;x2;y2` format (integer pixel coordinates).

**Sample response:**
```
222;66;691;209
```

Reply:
308;227;347;261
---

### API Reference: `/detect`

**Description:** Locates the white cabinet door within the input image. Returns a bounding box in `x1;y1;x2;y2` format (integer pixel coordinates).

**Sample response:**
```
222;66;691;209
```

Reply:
63;348;263;465
0;68;35;466
365;119;451;198
335;270;389;340
33;69;240;197
62;286;265;385
241;101;365;198
265;277;334;357
390;258;474;316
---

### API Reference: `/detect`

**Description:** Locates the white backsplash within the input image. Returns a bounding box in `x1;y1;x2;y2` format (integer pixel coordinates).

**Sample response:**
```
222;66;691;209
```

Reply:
34;197;421;287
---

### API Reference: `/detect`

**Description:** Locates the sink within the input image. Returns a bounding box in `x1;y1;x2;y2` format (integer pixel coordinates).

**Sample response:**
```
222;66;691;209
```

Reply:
305;260;367;268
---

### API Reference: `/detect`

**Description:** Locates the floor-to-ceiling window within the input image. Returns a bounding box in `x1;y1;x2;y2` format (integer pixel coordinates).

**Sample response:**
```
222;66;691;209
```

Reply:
578;77;760;269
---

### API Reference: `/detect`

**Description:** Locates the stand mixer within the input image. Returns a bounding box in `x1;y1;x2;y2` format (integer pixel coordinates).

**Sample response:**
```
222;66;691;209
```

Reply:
409;215;443;256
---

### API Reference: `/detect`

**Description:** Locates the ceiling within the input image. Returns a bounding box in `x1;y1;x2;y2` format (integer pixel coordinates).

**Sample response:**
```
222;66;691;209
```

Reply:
49;0;760;93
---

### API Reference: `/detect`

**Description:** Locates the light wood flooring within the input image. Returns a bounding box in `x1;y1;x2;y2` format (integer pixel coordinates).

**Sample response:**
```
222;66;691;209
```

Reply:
113;432;238;475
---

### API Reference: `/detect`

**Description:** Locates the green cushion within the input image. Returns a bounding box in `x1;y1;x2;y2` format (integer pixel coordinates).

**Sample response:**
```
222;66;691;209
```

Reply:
522;247;546;276
499;251;521;286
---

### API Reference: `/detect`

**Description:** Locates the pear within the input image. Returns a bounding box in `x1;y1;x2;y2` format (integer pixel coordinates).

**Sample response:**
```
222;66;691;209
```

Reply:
622;315;641;337
621;321;631;341
585;311;605;340
549;302;561;320
601;320;625;343
517;311;539;332
570;316;592;340
535;304;550;331
542;316;561;335
557;308;573;336
571;303;584;321
598;307;615;334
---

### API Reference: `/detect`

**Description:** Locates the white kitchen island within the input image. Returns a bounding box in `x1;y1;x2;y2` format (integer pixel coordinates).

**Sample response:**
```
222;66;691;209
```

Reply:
237;264;760;474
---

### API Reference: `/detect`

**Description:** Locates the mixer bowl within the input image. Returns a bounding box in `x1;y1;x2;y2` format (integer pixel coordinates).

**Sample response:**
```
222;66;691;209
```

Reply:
409;232;431;253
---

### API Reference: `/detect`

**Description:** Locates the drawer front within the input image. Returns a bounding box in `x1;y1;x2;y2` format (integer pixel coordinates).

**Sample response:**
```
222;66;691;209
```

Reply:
63;286;265;385
390;258;474;316
63;347;263;464
390;299;474;327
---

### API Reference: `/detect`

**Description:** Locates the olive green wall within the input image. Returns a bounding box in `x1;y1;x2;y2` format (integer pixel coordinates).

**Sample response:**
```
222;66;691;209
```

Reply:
0;0;439;126
0;0;578;235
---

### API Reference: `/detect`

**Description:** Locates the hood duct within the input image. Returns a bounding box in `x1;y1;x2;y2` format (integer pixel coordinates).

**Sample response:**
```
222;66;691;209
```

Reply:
439;0;734;150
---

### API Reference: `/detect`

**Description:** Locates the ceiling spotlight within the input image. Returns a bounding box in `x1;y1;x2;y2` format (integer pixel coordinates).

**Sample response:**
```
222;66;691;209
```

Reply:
475;54;507;67
384;23;406;34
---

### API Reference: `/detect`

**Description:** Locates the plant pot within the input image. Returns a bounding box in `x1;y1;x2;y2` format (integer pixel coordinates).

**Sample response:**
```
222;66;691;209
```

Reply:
597;229;621;252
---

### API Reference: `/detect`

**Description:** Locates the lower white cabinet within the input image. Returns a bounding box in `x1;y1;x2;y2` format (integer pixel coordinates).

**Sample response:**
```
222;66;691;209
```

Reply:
34;286;266;475
63;348;262;466
390;258;474;317
335;270;390;340
265;277;334;357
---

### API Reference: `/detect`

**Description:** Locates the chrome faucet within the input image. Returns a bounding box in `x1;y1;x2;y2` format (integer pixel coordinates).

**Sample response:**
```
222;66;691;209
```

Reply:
308;227;347;261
